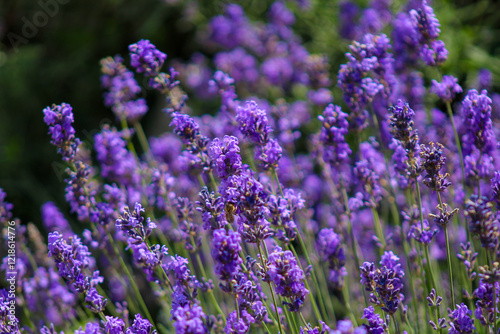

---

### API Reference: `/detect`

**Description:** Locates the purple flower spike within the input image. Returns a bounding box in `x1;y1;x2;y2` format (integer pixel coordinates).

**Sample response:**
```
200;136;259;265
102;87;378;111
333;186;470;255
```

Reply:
430;75;462;102
209;136;243;179
448;303;475;334
212;229;243;281
43;103;81;162
267;246;309;312
129;39;167;77
316;228;347;289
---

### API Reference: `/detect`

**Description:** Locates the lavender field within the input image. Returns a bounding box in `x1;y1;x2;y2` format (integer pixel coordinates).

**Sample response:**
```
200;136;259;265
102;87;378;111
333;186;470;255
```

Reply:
1;0;500;333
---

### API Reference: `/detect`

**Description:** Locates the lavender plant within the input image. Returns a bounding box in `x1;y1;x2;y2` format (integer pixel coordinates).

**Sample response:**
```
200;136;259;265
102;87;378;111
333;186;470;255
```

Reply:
3;1;500;334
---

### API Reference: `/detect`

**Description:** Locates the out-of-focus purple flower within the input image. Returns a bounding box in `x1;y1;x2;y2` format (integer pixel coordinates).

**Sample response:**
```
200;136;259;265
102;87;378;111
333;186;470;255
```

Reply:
261;57;294;87
266;245;309;312
101;56;148;122
409;219;438;244
477;69;492;91
318;104;351;166
129;39;167;77
464;195;498;250
41;201;72;237
474;278;500;326
339;1;359;40
332;319;367;334
215;48;259;84
255;138;282;170
43;103;80;162
316;228;347;289
448;303;475;334
0;189;13;222
208;4;260;52
65;161;97;222
430;75;462;102
94;126;137;183
171;303;207;334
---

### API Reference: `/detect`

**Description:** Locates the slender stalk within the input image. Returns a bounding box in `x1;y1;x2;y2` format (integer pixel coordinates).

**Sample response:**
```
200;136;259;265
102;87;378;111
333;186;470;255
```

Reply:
445;102;466;197
415;179;438;294
105;230;156;325
257;242;284;334
435;192;455;306
391;314;401;334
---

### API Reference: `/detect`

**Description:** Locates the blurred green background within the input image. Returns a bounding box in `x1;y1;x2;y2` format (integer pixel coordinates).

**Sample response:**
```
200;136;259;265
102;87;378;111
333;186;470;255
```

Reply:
1;0;499;225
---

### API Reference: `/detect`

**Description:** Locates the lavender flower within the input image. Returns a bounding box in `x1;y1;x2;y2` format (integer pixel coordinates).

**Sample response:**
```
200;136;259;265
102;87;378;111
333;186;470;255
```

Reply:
360;251;404;314
100;56;148;122
316;228;347;289
225;310;255;334
420;142;450;192
47;232;106;312
212;229;243;282
317;104;352;165
266;245;309;312
448;303;475;334
116;203;157;244
236;101;272;146
43;103;81;162
464;196;498;250
129;39;167;77
430;75;462;102
362;306;386;333
171;303;207;334
209;136;243;179
125;314;157;334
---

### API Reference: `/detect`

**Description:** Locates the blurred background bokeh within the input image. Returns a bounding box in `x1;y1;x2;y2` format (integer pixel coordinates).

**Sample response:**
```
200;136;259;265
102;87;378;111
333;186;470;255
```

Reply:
1;0;500;226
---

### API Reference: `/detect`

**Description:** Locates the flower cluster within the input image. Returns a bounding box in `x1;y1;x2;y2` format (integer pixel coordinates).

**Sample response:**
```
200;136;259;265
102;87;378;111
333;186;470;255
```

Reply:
360;251;405;315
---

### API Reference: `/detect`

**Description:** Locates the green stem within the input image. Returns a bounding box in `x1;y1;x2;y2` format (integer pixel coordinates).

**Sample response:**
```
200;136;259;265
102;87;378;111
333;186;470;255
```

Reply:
258;242;284;334
105;230;156;325
445;102;466;198
435;192;455;306
391;314;401;334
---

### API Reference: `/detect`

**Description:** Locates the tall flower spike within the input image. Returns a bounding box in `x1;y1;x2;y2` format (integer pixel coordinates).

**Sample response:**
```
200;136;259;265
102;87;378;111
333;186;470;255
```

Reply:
316;228;347;289
266;245;309;312
389;100;420;177
43;103;81;162
318;104;352;165
211;229;243;282
464;196;498;250
420;142;450;192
